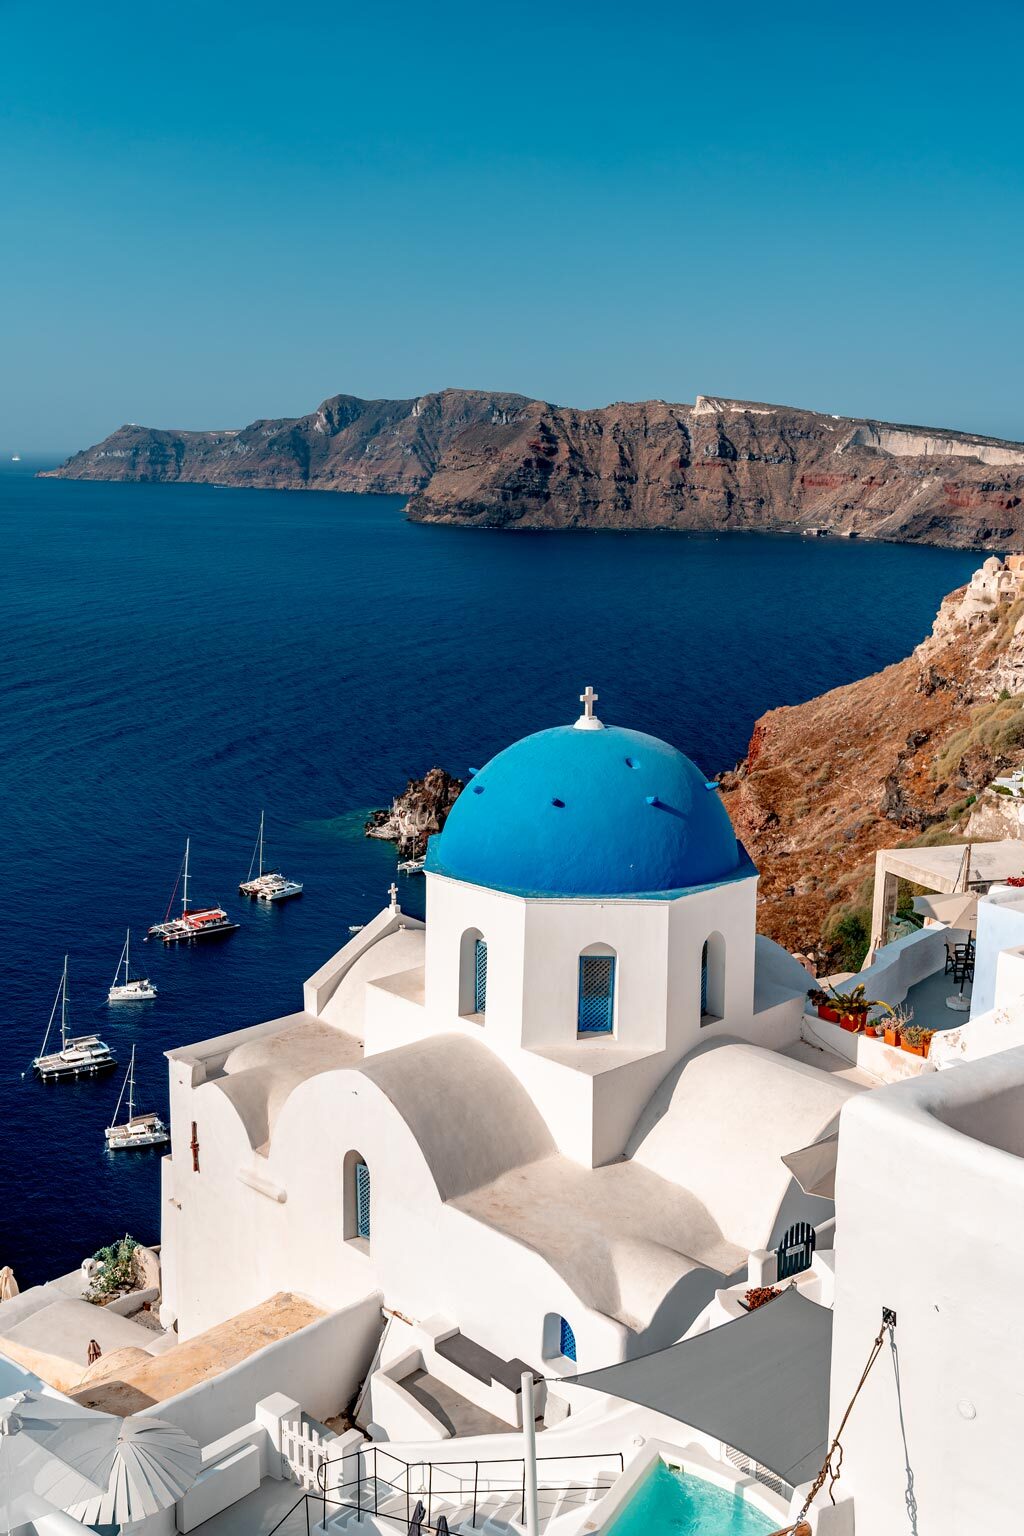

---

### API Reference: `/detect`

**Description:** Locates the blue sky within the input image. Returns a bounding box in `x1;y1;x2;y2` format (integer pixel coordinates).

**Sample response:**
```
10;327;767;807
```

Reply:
3;0;1023;456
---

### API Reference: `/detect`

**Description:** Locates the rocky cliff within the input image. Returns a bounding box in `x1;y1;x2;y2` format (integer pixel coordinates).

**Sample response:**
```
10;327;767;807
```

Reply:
45;390;1024;548
722;557;1024;966
365;767;464;859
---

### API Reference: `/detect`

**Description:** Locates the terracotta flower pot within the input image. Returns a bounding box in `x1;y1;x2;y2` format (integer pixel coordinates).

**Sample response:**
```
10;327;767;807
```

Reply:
818;1004;841;1023
901;1036;931;1058
839;1013;862;1033
883;1026;901;1048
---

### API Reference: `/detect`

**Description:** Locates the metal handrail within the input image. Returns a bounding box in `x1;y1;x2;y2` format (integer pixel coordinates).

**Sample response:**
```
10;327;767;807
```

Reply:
316;1441;624;1532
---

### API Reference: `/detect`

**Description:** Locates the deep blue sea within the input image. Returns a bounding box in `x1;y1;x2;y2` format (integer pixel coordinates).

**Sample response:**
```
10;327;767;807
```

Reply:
0;461;981;1287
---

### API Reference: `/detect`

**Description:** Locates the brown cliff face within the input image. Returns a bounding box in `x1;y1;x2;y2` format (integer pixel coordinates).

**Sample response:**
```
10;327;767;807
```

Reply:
365;767;464;859
722;567;1024;965
45;390;1024;549
42;390;533;495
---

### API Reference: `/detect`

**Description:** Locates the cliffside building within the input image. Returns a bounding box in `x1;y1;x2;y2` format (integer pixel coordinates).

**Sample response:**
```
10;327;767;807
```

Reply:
159;691;852;1373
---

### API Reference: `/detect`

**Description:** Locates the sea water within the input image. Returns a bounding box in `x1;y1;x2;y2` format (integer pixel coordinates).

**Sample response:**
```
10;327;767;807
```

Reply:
0;462;980;1284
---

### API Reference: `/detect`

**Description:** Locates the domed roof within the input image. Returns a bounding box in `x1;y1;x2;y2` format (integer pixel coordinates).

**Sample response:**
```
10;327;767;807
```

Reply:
426;713;754;899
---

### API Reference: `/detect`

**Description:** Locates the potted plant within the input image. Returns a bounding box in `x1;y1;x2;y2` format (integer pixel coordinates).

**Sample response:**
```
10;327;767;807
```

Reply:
881;1002;912;1048
822;983;883;1031
900;1023;935;1059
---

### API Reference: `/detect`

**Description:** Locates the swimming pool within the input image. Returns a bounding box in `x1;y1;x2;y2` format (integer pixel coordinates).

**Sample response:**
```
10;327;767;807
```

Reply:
605;1459;778;1535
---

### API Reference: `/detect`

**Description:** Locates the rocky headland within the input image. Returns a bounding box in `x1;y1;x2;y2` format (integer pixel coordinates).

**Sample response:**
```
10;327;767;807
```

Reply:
45;390;1024;549
365;767;464;860
723;556;1024;967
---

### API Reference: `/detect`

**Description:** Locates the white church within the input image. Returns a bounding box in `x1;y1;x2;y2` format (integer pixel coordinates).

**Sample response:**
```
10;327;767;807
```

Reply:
160;688;854;1368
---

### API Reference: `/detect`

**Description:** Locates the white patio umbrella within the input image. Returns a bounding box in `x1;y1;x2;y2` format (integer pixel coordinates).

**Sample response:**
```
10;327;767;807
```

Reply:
0;1391;113;1532
65;1415;200;1525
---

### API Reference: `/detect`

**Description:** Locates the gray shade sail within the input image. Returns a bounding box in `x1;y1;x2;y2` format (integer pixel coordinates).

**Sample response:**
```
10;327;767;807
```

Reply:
568;1288;832;1486
781;1133;839;1201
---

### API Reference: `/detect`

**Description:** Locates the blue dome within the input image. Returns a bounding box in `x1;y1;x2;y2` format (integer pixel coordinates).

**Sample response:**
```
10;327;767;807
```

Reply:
426;722;754;899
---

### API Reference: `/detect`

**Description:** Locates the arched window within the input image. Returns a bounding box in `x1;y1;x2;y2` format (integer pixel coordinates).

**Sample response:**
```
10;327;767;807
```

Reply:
458;929;487;1018
577;945;616;1036
474;938;488;1014
700;932;726;1024
542;1313;577;1364
344;1151;371;1247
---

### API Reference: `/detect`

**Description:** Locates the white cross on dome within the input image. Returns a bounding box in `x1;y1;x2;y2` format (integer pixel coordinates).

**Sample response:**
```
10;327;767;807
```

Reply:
574;684;604;731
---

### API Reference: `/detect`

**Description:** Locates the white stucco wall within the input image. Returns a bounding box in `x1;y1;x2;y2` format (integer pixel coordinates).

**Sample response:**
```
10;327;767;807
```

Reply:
830;1050;1024;1533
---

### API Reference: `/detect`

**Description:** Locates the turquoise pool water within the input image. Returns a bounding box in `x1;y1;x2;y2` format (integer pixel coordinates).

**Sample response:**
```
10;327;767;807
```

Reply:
606;1461;778;1535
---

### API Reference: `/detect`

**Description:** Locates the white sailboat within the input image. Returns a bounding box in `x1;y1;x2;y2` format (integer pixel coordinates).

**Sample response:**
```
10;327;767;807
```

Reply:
108;929;157;1003
148;837;240;943
105;1045;170;1150
238;811;303;902
34;957;116;1081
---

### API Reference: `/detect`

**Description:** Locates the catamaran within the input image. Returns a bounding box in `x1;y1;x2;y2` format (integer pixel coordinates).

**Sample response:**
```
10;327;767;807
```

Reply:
34;957;117;1081
105;1045;170;1150
108;929;157;1002
147;837;240;944
238;811;303;902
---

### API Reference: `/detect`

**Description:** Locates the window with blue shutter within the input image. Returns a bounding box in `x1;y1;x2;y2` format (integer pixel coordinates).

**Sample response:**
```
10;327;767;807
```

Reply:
474;938;488;1014
577;955;615;1035
355;1161;371;1240
559;1317;577;1362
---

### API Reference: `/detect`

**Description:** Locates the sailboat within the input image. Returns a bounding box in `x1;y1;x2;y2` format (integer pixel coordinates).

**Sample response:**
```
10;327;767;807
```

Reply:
104;1045;170;1150
238;811;303;902
147;837;240;944
33;957;117;1080
108;929;157;1002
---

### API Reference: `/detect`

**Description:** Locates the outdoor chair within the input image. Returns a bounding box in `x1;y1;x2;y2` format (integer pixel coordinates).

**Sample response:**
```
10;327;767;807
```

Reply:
945;943;957;976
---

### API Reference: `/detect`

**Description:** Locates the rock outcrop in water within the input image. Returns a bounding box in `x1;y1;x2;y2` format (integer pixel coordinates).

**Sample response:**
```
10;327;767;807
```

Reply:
365;767;464;859
722;556;1024;967
44;390;1024;550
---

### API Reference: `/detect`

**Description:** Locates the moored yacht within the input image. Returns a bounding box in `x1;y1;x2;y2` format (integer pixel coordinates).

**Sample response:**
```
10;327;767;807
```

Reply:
108;929;157;1002
105;1045;170;1150
239;811;303;901
148;838;240;944
34;957;117;1081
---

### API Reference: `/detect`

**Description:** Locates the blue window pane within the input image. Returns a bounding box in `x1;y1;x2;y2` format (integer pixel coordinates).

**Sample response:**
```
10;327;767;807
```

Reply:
559;1317;576;1362
474;938;488;1014
578;955;615;1034
355;1161;371;1240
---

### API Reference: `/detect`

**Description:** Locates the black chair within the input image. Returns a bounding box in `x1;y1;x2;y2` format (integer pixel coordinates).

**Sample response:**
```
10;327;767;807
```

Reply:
944;943;957;976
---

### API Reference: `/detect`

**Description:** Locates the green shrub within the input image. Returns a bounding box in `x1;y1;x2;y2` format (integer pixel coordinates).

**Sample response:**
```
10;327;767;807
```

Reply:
823;906;871;971
89;1234;139;1299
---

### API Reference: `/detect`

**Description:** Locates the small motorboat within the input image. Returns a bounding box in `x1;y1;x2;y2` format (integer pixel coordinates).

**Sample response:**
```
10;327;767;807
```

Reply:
397;856;425;875
108;929;157;1002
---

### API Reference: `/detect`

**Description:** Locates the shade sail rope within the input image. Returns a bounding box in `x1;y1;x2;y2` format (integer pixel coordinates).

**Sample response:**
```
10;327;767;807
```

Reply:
765;1315;893;1536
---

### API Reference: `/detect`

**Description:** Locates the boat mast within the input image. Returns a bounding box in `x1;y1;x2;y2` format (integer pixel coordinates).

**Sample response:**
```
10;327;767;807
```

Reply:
110;1046;131;1128
258;811;264;879
182;838;190;913
60;955;68;1051
127;1044;135;1122
37;968;64;1061
123;928;130;985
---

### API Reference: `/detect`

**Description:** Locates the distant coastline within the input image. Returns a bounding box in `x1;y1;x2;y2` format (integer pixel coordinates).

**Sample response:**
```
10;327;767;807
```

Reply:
42;387;1024;550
